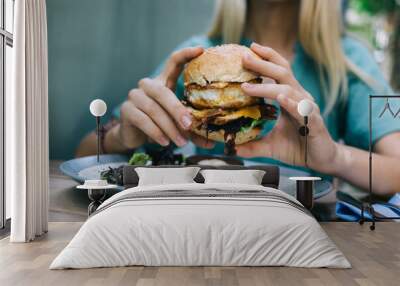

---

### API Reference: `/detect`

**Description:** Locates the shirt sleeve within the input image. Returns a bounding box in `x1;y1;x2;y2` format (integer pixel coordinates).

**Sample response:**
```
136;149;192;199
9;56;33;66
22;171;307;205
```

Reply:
112;35;210;119
343;37;400;150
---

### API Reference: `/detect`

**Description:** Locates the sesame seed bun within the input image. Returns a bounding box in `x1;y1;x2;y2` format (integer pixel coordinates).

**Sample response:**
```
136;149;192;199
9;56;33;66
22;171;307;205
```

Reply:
184;44;260;86
182;44;275;152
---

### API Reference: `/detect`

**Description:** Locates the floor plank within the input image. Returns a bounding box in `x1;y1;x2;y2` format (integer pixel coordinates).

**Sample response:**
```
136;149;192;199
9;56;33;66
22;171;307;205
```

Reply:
0;222;399;286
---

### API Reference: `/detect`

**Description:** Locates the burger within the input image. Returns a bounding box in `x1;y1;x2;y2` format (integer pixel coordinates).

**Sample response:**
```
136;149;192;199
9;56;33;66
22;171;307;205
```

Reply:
183;44;277;155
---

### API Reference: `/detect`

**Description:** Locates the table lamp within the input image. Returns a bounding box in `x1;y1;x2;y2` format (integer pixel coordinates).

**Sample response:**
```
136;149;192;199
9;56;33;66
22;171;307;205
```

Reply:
289;99;321;210
89;99;107;162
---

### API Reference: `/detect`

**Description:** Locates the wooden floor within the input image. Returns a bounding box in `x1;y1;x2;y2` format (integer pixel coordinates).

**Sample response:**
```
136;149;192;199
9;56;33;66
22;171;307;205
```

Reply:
0;222;399;286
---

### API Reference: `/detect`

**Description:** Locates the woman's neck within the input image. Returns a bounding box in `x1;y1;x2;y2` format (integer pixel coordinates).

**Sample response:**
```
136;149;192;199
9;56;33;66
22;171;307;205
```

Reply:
245;0;300;59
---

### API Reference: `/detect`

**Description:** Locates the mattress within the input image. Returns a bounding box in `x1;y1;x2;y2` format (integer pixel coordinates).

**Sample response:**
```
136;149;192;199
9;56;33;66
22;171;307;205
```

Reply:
50;183;350;269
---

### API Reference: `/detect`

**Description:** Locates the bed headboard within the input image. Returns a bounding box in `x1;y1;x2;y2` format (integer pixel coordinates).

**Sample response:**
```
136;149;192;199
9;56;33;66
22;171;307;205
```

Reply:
123;165;280;189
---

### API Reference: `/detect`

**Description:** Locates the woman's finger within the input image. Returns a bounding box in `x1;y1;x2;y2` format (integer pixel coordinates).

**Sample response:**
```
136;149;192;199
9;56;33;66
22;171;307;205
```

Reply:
276;93;306;123
117;118;147;149
241;83;303;101
120;100;170;146
242;53;297;86
128;89;188;147
160;46;204;89
139;78;193;130
250;42;290;68
277;95;322;137
241;83;317;123
246;43;305;91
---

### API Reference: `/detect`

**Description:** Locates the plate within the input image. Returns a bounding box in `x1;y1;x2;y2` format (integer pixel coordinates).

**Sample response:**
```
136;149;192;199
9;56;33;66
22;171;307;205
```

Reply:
59;154;331;199
59;154;129;183
186;155;244;166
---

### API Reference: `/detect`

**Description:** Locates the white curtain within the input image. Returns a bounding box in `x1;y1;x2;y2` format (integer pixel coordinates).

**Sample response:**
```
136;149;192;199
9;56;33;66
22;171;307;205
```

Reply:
8;0;49;242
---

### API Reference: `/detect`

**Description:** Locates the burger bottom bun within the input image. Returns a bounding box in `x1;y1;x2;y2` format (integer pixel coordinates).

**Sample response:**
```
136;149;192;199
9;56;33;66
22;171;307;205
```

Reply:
191;126;261;145
186;86;259;109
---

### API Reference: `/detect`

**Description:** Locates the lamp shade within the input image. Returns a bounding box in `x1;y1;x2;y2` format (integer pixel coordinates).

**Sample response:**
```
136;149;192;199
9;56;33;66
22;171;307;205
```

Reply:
89;99;107;117
297;99;314;117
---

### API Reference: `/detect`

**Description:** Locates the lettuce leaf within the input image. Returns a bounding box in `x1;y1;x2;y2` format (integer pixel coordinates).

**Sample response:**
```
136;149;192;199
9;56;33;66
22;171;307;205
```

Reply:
240;119;266;133
128;152;152;165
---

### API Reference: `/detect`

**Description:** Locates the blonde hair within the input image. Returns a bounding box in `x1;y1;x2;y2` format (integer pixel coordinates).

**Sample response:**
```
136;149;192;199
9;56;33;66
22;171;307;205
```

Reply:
208;0;374;115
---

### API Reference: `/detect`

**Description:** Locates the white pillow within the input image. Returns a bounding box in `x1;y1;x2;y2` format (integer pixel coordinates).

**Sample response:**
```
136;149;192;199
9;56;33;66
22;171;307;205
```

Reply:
200;169;266;185
136;167;200;186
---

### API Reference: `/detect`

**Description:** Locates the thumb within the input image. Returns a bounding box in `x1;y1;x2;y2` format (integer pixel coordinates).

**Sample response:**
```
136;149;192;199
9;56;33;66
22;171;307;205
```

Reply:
236;139;272;158
159;46;204;89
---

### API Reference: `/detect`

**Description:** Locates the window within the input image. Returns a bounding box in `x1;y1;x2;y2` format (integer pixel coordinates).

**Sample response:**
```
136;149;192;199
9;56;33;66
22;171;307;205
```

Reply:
1;0;14;229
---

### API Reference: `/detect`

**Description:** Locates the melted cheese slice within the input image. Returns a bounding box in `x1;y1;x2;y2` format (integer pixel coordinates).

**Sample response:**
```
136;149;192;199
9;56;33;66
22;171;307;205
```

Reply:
213;106;261;125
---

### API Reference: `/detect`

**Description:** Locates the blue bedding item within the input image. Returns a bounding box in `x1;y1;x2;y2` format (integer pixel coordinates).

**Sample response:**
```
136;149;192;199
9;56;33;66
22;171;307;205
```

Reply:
336;201;373;222
336;193;400;221
372;204;400;220
389;193;400;207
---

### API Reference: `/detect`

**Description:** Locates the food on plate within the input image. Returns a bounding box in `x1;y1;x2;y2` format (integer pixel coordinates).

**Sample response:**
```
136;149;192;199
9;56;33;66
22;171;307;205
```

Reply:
183;44;277;155
101;166;124;185
100;150;186;185
101;152;151;185
128;152;152;166
146;146;185;165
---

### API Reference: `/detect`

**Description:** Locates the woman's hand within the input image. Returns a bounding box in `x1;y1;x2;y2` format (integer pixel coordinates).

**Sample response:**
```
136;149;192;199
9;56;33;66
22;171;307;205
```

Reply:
110;47;214;151
237;43;340;175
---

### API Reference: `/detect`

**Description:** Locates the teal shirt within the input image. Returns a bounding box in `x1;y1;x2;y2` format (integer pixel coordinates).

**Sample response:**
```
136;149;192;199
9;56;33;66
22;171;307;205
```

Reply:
114;35;400;174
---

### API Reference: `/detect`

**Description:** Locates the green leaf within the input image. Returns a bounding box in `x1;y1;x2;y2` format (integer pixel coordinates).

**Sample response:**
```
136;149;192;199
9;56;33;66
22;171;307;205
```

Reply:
240;119;266;133
128;152;152;165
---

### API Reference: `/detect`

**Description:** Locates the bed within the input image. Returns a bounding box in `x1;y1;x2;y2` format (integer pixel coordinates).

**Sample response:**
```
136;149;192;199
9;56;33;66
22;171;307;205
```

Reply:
50;165;350;269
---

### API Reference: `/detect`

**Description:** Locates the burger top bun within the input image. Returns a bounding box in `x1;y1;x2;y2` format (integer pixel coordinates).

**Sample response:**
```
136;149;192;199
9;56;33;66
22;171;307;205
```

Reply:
184;44;260;86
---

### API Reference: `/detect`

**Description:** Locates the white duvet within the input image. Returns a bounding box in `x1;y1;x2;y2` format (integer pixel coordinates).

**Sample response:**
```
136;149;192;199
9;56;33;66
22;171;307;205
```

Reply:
50;183;350;269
